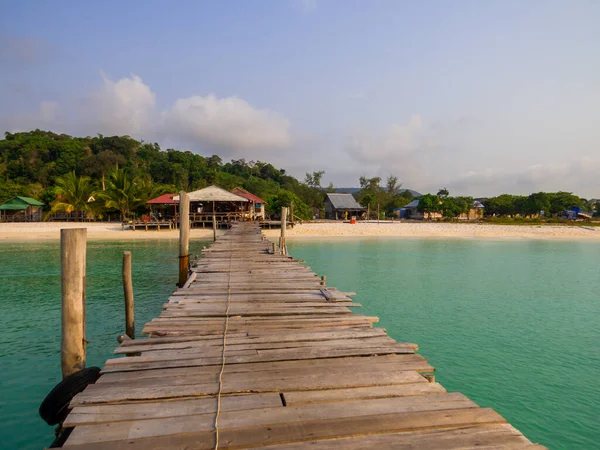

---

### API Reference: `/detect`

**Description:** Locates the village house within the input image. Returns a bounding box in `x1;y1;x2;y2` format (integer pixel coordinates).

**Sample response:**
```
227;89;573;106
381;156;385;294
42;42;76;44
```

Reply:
145;193;179;221
324;193;366;220
395;199;484;220
231;187;267;220
0;196;44;222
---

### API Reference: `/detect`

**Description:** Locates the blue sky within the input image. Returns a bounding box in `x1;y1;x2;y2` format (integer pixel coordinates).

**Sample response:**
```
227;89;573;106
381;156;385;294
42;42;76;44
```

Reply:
1;0;599;196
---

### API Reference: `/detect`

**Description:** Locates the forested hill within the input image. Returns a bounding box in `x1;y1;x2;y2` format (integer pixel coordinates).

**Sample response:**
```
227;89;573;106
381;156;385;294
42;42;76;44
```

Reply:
0;130;421;220
0;130;331;218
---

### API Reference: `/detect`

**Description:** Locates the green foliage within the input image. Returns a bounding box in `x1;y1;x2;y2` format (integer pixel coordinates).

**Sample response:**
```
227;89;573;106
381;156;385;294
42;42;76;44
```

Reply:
484;191;586;218
417;194;440;219
98;169;143;221
0;130;329;219
304;171;325;188
0;179;27;204
356;175;413;217
266;190;311;220
437;188;449;198
49;172;99;218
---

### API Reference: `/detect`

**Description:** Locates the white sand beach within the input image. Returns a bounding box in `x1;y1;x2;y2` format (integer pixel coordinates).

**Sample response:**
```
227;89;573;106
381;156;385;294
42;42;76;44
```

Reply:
1;221;599;241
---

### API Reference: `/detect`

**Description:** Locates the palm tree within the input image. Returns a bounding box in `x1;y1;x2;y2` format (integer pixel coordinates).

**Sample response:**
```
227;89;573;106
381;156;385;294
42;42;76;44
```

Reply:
49;172;98;220
99;169;142;228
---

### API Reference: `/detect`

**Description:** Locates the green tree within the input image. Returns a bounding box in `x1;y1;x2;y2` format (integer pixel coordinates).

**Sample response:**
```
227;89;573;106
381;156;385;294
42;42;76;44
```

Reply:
386;176;401;195
437;188;449;198
267;189;311;220
548;192;582;216
417;194;440;219
49;172;98;219
99;169;142;225
304;170;325;188
524;192;550;217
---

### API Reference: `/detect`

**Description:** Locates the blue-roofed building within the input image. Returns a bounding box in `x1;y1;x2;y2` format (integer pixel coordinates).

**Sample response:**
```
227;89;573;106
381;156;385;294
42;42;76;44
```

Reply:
393;199;484;220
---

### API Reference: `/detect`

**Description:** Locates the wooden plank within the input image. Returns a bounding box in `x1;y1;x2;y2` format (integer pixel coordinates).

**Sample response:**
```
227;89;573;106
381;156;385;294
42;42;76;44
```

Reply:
114;336;401;356
283;382;447;405
101;345;415;372
61;409;511;449
72;370;429;406
98;354;430;382
239;423;539;450
66;394;478;444
64;392;282;426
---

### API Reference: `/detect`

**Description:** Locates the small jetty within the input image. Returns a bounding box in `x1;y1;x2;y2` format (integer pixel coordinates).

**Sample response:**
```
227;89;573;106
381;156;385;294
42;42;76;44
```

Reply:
59;222;544;449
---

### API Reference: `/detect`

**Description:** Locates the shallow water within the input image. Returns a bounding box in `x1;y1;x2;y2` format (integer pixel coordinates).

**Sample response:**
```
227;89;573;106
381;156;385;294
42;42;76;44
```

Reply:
288;238;600;449
0;239;207;449
1;237;598;448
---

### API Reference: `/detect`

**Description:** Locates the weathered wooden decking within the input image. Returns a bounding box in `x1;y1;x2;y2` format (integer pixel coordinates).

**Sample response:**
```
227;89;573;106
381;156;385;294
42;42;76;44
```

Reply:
62;222;544;449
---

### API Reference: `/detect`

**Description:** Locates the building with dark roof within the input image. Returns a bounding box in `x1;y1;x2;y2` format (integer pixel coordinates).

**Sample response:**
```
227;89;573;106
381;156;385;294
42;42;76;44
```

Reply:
324;193;365;220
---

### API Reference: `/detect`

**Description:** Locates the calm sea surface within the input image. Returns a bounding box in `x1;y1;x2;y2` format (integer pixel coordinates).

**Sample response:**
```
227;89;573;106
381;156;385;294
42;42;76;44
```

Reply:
1;237;599;448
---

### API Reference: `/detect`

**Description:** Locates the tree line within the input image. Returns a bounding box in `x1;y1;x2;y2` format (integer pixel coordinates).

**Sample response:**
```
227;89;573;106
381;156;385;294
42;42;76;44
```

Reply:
1;130;597;221
0;130;328;220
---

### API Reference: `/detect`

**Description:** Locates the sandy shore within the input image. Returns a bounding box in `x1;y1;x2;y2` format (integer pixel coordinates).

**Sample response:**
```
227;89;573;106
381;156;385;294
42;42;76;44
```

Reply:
1;221;599;241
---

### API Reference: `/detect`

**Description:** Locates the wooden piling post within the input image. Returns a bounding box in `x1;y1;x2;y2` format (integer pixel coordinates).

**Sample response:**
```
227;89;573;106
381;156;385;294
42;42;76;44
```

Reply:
60;228;87;378
423;374;435;383
377;203;380;224
280;206;288;255
320;275;327;286
290;201;294;224
178;191;190;288
213;212;217;242
367;203;370;221
122;251;135;339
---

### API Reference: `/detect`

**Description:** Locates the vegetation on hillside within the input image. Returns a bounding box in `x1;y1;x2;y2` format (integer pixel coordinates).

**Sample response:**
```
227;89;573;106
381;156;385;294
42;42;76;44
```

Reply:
354;175;415;217
1;130;597;222
415;189;598;220
0;130;328;220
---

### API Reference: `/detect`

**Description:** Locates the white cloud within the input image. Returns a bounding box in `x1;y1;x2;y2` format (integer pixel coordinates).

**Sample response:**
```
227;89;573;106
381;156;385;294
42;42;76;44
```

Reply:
162;95;291;151
0;73;291;154
80;73;156;136
345;114;436;184
448;157;600;197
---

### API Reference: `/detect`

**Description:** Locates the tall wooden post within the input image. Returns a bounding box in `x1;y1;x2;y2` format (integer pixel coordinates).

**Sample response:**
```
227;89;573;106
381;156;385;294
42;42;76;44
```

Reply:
367;204;370;221
60;228;87;378
377;203;380;224
290;201;294;223
122;251;134;339
212;201;217;242
178;191;190;288
280;206;288;255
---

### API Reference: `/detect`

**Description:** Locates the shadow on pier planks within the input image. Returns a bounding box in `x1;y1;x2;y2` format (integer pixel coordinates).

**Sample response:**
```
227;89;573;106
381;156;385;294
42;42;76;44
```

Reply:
61;222;545;449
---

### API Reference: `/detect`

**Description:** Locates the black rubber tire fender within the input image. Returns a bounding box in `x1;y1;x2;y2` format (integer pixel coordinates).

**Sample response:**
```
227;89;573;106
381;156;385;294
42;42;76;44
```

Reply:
39;367;101;425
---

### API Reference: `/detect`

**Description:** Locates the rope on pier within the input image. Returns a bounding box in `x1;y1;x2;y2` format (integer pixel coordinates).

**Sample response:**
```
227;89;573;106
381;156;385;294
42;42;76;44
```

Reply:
214;240;233;450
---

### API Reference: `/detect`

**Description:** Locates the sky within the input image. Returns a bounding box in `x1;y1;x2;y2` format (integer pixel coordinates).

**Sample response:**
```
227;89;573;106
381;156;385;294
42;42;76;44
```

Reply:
1;0;599;196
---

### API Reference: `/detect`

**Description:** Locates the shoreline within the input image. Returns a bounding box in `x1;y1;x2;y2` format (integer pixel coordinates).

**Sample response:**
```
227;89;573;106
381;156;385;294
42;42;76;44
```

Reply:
1;221;599;242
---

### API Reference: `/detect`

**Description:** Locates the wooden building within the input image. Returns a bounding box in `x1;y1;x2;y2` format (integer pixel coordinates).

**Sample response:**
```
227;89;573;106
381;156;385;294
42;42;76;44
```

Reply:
459;200;485;220
231;187;267;219
324;193;365;220
397;199;484;220
0;196;44;222
179;185;249;226
145;193;179;220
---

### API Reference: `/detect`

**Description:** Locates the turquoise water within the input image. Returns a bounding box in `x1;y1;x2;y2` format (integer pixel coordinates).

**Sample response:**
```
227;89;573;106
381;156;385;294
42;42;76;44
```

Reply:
288;238;600;449
0;239;208;449
1;238;599;448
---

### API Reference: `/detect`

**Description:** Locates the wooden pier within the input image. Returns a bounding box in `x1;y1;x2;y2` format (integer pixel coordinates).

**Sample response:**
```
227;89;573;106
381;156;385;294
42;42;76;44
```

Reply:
60;222;544;449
